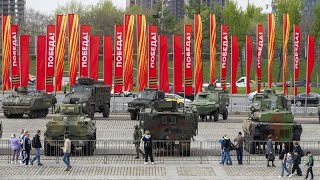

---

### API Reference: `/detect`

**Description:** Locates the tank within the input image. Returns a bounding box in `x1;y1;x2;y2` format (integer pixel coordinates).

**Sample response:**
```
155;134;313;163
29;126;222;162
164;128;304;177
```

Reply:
242;89;303;154
2;86;57;118
63;77;111;119
128;88;165;120
139;101;198;156
44;103;97;156
191;84;229;121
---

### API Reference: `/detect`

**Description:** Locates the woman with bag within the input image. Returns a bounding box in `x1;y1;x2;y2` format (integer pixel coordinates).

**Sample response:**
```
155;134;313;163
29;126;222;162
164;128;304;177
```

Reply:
266;134;275;167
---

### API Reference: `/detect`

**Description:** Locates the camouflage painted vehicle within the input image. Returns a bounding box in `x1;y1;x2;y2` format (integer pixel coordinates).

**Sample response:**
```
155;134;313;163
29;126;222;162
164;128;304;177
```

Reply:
44;103;97;156
139;101;198;156
243;89;303;154
63;77;111;119
192;84;229;121
128;89;165;120
2;86;57;118
317;105;320;123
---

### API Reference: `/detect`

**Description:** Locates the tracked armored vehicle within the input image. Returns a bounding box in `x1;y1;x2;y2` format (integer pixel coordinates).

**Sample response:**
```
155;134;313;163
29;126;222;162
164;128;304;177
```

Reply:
128;89;165;120
139;101;198;156
243;89;303;154
192;84;229;121
63;78;111;119
2;86;57;118
44;103;97;156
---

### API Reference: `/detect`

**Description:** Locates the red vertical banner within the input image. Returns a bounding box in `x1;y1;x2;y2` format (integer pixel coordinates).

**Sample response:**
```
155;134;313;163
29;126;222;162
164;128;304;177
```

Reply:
283;14;290;95
159;36;169;93
114;25;123;94
306;35;315;95
80;25;90;77
123;14;134;91
256;24;263;93
246;35;252;94
46;25;55;93
194;14;203;95
90;36;99;81
148;25;158;89
2;15;11;91
20;35;30;87
55;15;67;91
68;14;79;87
36;35;46;91
184;25;192;95
137;15;148;91
210;14;217;84
220;24;228;90
268;14;275;88
293;25;301;96
173;35;182;93
10;24;20;88
231;36;238;94
104;35;112;88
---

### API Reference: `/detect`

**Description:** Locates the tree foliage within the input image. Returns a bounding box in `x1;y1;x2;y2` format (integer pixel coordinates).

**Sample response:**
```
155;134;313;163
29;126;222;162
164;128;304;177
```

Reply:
311;3;320;40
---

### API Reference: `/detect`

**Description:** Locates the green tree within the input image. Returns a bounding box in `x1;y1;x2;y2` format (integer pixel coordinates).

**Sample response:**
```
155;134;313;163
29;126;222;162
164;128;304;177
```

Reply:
311;3;320;40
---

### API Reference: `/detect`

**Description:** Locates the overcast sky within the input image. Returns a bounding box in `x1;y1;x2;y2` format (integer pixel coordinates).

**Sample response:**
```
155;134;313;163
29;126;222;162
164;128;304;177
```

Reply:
26;0;272;14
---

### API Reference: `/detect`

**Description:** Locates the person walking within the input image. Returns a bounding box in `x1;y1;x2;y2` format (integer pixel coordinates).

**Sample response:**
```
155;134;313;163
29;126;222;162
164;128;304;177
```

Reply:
31;130;43;166
278;143;293;178
21;131;31;166
286;152;293;173
142;130;154;165
304;151;314;180
292;141;304;176
10;133;20;164
219;134;226;164
133;125;144;159
19;129;25;164
62;134;72;171
221;136;232;166
266;135;275;167
234;132;244;165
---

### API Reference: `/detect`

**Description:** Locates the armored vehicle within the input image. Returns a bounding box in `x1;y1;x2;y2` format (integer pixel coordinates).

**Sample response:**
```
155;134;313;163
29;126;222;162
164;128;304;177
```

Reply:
44;103;97;156
192;84;229;121
63;77;111;119
139;101;198;156
128;89;165;120
243;89;303;154
2;86;57;118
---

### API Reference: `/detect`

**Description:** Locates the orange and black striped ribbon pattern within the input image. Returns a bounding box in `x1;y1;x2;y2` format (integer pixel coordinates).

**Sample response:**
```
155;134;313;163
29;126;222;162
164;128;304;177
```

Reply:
194;14;203;95
2;16;11;91
283;14;290;95
123;14;134;91
268;14;275;88
68;14;79;87
210;14;216;84
137;15;148;91
55;15;67;91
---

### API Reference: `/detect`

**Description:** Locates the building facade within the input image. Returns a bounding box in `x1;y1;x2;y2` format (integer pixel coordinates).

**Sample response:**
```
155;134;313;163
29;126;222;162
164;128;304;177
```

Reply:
272;0;317;17
0;0;25;23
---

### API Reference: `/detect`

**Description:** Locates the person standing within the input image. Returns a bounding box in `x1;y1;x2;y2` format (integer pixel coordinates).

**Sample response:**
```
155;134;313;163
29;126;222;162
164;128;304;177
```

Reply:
19;129;25;164
221;136;232;166
142;130;154;165
304;151;314;180
278;143;293;178
234;132;244;165
266;135;275;167
292;141;304;176
21;131;31;166
219;134;226;164
62;134;72;171
10;134;20;164
133;125;144;159
31;130;43;166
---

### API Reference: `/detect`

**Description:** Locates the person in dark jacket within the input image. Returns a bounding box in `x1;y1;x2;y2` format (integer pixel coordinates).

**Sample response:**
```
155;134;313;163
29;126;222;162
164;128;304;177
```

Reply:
292;141;304;176
221;136;232;165
142;130;154;165
21;131;31;165
304;151;314;180
31;130;43;166
266;135;275;167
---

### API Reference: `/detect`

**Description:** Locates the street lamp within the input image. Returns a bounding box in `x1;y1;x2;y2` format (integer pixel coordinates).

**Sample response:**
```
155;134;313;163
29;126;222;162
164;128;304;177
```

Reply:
153;0;171;35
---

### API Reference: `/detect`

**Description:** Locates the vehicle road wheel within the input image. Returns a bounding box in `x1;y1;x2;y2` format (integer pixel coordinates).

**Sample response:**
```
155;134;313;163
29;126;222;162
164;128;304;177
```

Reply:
296;101;302;107
130;112;138;120
179;142;191;156
178;102;184;108
213;110;219;121
222;111;228;120
102;104;110;118
44;141;51;156
89;105;95;119
249;142;256;154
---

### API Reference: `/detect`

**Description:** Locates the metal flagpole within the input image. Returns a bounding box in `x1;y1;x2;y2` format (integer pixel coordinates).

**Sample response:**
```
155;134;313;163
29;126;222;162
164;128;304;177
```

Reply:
230;36;233;112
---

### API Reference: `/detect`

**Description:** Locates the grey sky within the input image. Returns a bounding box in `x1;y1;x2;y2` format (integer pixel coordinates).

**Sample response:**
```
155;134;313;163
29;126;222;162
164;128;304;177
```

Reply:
26;0;272;14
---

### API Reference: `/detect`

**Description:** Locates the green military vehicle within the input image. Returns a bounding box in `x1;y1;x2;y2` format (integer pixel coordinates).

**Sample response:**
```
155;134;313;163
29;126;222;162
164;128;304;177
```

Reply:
139;101;198;156
44;103;97;156
128;89;165;120
2;86;57;118
63;78;111;119
192;84;229;121
243;89;303;154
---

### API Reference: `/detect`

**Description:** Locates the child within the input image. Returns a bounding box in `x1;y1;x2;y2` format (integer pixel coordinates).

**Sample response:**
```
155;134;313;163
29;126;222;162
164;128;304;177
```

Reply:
305;151;314;180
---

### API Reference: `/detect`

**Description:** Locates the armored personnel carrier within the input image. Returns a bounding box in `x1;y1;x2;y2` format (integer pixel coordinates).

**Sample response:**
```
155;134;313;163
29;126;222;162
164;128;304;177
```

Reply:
63;77;111;119
139;101;198;156
44;103;97;156
2;86;57;118
243;89;303;154
128;89;165;120
192;84;229;121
